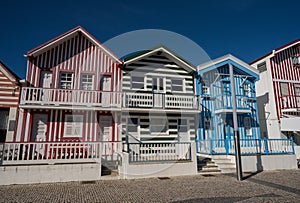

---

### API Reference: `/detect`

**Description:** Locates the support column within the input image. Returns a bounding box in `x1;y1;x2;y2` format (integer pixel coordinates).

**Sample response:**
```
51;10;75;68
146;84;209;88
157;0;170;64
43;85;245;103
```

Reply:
229;63;243;181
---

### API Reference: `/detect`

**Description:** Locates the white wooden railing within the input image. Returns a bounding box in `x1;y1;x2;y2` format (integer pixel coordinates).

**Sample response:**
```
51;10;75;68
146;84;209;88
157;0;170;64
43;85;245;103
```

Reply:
0;141;121;165
21;87;122;107
127;142;192;162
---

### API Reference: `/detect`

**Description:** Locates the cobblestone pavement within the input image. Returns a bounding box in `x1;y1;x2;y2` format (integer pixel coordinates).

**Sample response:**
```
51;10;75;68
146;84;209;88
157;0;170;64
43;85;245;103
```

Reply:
0;170;299;203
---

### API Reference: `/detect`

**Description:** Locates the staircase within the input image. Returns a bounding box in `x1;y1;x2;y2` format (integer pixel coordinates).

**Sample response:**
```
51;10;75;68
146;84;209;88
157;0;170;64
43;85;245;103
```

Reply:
197;155;236;174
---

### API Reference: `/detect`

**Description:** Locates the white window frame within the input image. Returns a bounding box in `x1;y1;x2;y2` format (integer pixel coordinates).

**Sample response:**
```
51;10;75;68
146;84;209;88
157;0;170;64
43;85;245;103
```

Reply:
81;74;94;90
202;85;209;95
60;72;73;89
131;75;145;90
152;77;165;93
64;115;83;138
243;83;251;97
171;78;184;92
150;117;168;134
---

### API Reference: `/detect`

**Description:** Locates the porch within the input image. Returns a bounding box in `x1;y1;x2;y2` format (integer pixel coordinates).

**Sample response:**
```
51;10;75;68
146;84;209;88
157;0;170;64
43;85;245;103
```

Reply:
196;138;295;155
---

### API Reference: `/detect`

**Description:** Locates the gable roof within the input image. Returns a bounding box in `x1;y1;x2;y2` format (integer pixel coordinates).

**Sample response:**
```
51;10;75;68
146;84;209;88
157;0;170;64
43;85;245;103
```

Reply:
124;45;196;73
0;60;20;84
25;26;121;63
197;54;259;79
250;39;300;64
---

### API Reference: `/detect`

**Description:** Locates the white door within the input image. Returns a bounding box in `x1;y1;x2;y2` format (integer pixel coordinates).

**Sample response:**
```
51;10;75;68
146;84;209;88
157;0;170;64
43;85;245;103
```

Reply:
99;116;113;155
100;76;111;106
40;71;52;102
152;77;165;108
31;114;48;157
177;118;190;159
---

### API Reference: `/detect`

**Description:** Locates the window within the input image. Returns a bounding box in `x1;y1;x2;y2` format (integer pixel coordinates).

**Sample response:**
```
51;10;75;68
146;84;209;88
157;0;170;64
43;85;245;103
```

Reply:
150;117;167;133
64;115;83;138
244;117;252;136
127;117;138;132
243;83;251;97
60;73;73;89
295;84;300;96
171;78;183;92
178;119;188;132
280;83;289;96
131;76;144;89
202;85;209;94
222;82;230;94
81;74;94;90
204;117;211;130
152;77;164;92
257;62;267;73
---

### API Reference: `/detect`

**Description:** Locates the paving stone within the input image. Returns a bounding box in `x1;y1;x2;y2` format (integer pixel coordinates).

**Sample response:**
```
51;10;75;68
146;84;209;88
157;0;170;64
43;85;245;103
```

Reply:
0;169;299;202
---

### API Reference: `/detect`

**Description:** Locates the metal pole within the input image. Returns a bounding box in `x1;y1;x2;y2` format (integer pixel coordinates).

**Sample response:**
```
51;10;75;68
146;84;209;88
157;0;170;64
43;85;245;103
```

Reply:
229;64;243;181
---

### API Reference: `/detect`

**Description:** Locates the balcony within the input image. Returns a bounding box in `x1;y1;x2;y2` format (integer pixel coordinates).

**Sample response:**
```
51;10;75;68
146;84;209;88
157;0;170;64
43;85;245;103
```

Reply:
214;94;254;114
20;87;122;109
123;92;201;111
20;88;201;111
280;95;300;113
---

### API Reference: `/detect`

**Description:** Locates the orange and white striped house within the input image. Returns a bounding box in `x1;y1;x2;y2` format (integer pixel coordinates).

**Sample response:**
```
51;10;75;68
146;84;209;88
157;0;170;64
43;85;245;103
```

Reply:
0;61;20;142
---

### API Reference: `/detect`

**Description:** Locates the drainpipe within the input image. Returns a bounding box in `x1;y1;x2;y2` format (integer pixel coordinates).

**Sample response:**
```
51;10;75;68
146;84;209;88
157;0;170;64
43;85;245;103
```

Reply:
229;63;243;181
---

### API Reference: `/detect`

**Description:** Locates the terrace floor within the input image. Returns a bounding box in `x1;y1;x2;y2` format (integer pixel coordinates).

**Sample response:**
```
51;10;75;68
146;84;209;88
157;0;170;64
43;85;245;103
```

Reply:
0;169;299;202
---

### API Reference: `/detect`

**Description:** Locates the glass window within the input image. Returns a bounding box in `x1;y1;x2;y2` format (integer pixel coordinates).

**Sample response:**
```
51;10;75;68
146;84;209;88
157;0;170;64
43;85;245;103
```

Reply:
81;74;94;90
244;84;251;97
280;83;289;96
64;115;83;137
131;76;144;89
171;78;183;92
150;118;167;133
152;77;164;92
127;118;138;132
60;73;73;89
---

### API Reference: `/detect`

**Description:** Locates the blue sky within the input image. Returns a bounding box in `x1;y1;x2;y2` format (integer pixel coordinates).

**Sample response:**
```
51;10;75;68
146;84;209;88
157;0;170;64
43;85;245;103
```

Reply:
1;0;300;78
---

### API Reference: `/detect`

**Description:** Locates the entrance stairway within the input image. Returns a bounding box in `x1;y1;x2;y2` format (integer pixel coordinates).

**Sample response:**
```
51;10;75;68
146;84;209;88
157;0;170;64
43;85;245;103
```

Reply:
197;155;236;174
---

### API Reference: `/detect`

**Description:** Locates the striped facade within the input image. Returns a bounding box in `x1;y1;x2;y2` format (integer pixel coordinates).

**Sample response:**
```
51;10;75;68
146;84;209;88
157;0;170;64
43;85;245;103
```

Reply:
0;61;20;142
16;26;122;143
197;55;260;148
251;39;300;146
122;46;198;143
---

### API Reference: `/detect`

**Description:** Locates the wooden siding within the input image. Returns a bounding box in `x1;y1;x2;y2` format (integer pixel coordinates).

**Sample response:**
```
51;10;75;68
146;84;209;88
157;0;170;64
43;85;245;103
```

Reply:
18;109;120;142
270;46;300;118
26;32;121;92
0;64;20;108
123;53;194;94
122;113;196;142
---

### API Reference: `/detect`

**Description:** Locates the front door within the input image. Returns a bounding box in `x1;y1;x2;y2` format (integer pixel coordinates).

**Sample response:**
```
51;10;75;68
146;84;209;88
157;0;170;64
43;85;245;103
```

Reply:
100;76;111;106
152;77;165;108
40;71;52;102
0;108;9;142
31;114;48;142
99;116;113;155
224;118;234;152
178;118;189;142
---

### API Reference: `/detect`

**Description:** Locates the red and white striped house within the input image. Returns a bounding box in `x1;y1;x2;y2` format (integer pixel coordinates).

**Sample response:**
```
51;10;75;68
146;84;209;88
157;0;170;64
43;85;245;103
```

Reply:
251;39;300;158
0;61;20;142
16;26;122;144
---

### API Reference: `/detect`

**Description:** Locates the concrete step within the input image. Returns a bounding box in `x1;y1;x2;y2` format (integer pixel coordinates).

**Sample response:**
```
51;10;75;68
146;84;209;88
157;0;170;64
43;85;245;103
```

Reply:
198;170;222;175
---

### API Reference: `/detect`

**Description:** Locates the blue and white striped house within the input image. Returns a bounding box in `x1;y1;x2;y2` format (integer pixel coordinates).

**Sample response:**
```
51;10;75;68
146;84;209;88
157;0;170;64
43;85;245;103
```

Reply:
196;54;261;154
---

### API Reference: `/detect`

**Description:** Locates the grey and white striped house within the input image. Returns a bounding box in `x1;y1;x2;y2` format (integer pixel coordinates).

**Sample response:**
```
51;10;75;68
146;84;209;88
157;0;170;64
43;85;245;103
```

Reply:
121;46;201;144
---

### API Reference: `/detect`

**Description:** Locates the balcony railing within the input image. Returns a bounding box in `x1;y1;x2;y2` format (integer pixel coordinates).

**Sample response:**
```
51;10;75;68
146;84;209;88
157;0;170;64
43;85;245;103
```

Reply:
21;87;201;110
215;95;253;111
280;95;300;110
21;87;122;108
126;142;192;163
124;92;200;110
0;141;121;165
196;138;295;155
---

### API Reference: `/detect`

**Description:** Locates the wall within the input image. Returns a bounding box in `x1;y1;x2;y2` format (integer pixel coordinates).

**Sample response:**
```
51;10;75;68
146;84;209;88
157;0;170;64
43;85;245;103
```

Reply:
119;143;198;179
0;163;101;185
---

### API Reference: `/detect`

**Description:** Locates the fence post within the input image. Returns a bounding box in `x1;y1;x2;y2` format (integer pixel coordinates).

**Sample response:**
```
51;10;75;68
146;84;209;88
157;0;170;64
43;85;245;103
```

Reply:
225;138;229;155
290;137;295;154
264;137;269;155
210;139;213;155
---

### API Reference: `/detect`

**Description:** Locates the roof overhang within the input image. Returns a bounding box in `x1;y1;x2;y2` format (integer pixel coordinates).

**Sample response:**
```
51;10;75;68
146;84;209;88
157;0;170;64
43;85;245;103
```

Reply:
0;60;20;83
25;26;121;63
124;46;196;73
197;54;259;80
